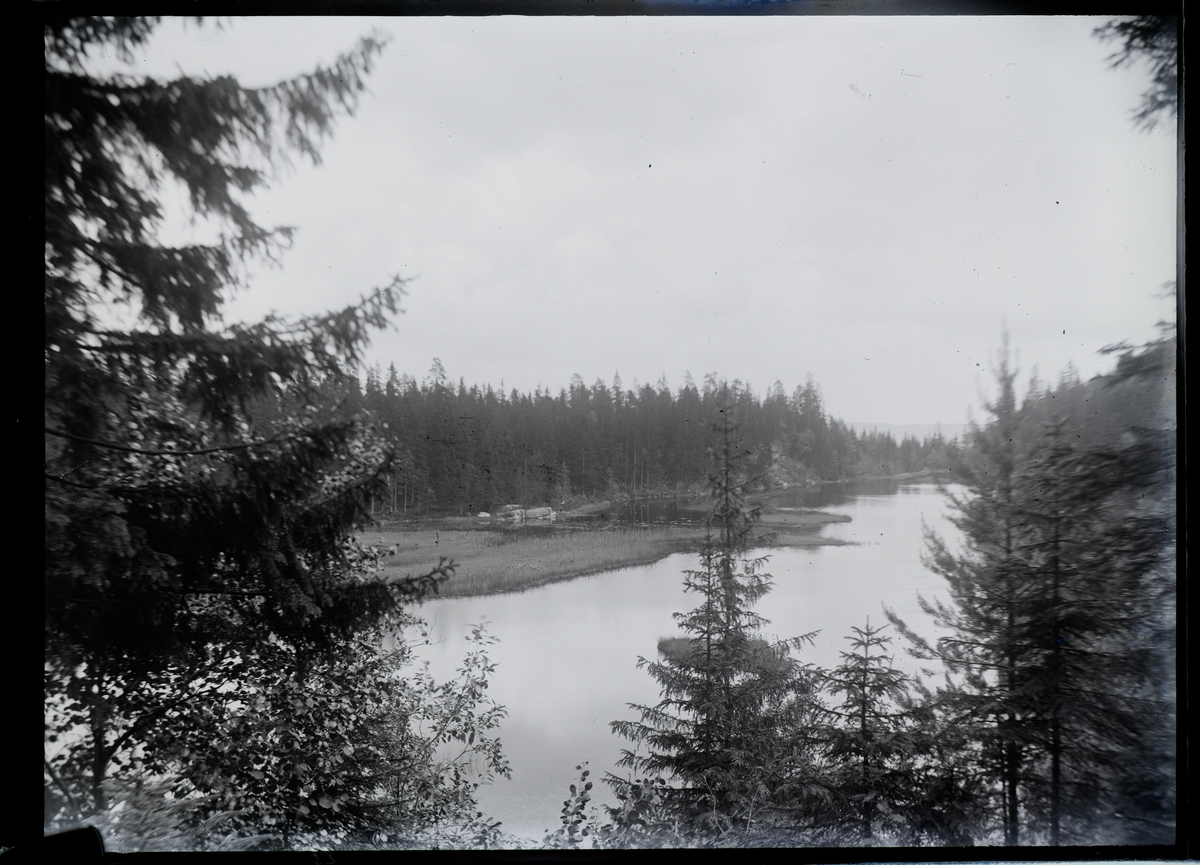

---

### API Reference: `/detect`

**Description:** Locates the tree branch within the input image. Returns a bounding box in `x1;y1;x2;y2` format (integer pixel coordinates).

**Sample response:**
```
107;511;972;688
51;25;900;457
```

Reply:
45;426;328;457
44;755;84;815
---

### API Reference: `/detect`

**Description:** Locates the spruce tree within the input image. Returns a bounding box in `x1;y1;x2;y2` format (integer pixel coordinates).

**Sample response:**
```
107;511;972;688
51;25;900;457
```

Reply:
887;349;1036;844
822;620;916;842
888;344;1176;845
43;17;454;829
1006;409;1174;843
610;386;823;838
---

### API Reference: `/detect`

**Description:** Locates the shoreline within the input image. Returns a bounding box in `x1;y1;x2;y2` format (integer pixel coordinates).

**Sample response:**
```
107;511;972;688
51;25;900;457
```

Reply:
436;533;852;599
369;509;852;599
364;473;954;598
434;545;690;599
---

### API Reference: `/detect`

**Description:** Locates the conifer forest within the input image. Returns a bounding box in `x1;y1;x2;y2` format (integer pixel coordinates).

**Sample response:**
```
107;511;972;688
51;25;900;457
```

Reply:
40;14;1178;855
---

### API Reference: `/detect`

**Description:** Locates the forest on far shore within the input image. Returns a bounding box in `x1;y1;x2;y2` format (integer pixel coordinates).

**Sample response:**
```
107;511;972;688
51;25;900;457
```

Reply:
280;365;961;517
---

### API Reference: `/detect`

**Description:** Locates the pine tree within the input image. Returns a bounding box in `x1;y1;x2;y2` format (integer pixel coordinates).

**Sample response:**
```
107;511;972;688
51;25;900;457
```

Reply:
887;348;1035;844
1005;410;1174;844
889;676;990;846
43;18;454;828
822;620;915;841
888;343;1176;845
610;386;822;838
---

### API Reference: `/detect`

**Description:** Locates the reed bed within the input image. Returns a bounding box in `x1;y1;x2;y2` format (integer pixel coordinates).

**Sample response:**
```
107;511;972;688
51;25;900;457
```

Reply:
368;526;704;597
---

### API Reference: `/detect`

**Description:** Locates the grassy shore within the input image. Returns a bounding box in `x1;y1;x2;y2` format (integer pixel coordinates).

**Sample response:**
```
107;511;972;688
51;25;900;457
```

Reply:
364;508;849;598
367;526;698;597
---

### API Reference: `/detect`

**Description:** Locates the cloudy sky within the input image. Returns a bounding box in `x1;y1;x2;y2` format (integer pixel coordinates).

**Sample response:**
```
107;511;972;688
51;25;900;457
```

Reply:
101;15;1175;426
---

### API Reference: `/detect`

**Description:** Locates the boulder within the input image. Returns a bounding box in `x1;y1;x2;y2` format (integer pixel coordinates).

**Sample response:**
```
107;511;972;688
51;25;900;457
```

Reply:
477;512;491;519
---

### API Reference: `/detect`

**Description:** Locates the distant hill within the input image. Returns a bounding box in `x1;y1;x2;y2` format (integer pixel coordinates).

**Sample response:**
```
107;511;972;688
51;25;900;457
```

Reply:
848;422;966;442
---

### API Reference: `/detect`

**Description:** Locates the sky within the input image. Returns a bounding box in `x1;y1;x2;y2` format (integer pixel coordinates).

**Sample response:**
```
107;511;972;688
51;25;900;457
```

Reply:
87;15;1176;427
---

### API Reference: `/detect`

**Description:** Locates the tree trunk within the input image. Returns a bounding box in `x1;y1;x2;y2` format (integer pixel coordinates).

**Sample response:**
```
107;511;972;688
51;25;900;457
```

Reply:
861;661;871;839
1003;495;1021;845
1050;714;1061;845
87;671;110;813
1004;735;1020;845
631;445;636;500
1050;518;1062;846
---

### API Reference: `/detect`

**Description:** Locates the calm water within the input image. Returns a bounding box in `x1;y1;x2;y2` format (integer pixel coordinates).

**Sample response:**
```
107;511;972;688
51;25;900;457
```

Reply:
410;482;962;844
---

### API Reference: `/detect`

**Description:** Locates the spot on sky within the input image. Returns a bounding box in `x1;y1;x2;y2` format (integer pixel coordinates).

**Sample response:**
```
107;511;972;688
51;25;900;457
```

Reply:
124;16;1176;428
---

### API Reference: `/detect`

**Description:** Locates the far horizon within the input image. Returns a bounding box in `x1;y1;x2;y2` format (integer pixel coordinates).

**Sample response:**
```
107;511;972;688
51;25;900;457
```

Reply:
846;421;966;440
101;17;1176;429
356;360;1022;440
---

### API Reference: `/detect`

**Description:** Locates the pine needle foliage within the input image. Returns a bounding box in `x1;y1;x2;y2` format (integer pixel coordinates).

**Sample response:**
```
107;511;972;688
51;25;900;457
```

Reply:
887;341;1175;845
1094;16;1178;129
1003;412;1174;844
885;348;1035;844
43;18;462;833
822;620;918;841
610;385;824;838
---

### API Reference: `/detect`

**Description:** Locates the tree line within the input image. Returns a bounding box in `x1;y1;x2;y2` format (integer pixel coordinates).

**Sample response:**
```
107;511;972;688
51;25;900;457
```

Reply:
319;363;959;517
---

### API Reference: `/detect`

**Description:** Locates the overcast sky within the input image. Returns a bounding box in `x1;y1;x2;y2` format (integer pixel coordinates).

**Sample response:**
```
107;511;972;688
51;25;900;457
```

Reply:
96;15;1175;426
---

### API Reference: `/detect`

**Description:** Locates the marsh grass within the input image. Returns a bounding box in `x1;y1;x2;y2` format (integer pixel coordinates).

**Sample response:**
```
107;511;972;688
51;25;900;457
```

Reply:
367;526;705;597
362;507;848;598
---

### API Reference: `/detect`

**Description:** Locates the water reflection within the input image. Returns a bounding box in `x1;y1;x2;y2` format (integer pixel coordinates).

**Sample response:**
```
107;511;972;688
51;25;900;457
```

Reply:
764;473;954;509
411;482;961;844
590;474;955;524
567;499;704;525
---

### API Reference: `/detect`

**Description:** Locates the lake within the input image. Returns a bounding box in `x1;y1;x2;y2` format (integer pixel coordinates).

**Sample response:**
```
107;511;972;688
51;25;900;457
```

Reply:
410;481;963;844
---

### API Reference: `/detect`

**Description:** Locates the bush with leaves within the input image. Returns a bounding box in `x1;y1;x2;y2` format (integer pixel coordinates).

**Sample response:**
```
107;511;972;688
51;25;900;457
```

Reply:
46;604;512;850
543;763;603;849
542;765;707;850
